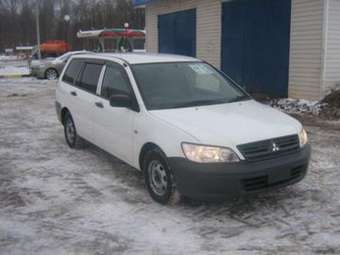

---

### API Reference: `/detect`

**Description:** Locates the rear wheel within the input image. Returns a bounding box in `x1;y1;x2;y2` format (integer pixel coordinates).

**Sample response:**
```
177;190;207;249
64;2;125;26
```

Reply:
143;150;180;205
63;112;83;149
45;68;58;80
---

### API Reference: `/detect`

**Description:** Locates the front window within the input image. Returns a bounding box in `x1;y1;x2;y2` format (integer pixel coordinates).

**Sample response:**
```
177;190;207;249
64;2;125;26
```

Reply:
132;62;249;110
101;64;131;99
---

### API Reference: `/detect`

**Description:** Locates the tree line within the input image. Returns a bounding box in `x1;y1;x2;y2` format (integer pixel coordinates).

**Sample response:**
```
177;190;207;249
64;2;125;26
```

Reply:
0;0;145;52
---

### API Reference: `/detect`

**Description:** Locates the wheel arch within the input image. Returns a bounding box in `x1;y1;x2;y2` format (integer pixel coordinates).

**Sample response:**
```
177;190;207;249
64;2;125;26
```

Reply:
139;142;167;171
61;107;70;125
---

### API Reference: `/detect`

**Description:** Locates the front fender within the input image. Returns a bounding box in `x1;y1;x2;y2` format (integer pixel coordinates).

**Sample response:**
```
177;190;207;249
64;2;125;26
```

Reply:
132;112;198;170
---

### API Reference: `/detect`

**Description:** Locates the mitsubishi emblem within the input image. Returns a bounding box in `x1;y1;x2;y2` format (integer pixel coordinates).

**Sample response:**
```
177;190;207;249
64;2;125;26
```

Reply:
272;142;280;152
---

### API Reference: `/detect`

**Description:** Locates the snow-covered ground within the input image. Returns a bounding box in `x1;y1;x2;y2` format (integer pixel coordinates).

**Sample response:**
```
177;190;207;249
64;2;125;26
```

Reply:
0;59;30;76
268;94;340;120
0;55;18;61
0;66;30;76
269;98;323;115
0;78;340;254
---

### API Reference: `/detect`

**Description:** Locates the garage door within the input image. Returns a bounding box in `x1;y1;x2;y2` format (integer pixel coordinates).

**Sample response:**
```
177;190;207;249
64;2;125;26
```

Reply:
158;9;196;57
222;0;291;97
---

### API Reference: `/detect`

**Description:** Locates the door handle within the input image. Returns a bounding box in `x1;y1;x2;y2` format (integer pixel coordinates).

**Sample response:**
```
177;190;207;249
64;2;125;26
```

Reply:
95;102;104;108
70;91;77;96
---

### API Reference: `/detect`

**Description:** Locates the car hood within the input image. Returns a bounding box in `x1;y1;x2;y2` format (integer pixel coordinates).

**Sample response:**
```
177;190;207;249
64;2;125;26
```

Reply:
149;100;302;148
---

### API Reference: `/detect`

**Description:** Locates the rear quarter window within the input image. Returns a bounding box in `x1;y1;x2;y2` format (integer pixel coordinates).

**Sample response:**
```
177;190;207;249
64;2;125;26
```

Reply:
62;60;83;85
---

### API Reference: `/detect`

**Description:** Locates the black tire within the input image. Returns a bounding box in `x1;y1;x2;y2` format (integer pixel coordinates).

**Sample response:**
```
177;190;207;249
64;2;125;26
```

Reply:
45;68;58;80
63;112;83;149
143;149;180;205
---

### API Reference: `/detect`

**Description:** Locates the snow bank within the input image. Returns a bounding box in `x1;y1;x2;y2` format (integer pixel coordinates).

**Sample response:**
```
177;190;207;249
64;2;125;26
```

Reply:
268;90;340;120
268;98;324;115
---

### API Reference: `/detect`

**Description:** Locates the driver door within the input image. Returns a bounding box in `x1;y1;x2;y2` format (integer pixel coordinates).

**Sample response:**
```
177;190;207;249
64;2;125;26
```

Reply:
92;62;137;163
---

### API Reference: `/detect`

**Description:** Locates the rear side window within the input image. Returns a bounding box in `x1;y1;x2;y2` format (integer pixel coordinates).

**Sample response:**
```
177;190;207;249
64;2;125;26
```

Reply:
78;63;103;94
62;60;83;85
101;65;131;99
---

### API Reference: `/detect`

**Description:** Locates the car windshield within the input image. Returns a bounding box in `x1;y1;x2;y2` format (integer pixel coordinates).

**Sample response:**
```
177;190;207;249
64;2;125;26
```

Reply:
56;52;86;62
55;53;72;62
132;62;250;110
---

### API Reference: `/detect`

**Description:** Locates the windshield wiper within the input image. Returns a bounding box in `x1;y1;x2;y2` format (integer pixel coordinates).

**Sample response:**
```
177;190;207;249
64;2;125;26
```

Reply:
171;99;228;109
228;95;251;103
161;96;250;109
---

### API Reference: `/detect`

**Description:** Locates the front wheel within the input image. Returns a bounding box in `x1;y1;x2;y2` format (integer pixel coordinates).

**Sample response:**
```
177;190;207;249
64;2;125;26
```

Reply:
45;68;58;80
143;150;180;205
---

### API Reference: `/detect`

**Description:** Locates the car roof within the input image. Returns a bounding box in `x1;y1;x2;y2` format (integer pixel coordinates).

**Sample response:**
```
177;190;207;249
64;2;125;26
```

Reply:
64;50;92;56
56;51;92;60
71;53;201;65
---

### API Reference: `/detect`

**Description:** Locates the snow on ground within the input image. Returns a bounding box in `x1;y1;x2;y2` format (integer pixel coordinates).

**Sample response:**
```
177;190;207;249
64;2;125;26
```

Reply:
0;66;30;76
268;95;340;120
0;78;340;254
0;59;30;76
268;98;324;115
0;55;18;61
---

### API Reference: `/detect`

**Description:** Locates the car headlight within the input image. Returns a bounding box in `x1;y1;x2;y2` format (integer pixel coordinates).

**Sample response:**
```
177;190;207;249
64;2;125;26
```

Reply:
298;128;308;147
181;143;240;163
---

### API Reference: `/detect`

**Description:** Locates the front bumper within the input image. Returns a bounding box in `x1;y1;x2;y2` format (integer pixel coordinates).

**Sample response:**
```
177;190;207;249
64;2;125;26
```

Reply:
168;144;311;201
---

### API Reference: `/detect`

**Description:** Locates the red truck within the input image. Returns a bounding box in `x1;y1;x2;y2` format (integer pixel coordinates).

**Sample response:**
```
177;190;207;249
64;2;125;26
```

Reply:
33;40;71;58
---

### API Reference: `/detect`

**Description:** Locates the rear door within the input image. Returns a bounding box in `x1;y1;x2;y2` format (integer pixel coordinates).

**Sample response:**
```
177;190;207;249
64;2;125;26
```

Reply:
61;59;104;143
60;59;89;139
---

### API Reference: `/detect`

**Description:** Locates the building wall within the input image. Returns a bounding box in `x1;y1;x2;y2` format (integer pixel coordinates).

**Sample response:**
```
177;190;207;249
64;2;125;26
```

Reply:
323;0;340;92
145;0;221;68
146;0;327;100
288;0;324;100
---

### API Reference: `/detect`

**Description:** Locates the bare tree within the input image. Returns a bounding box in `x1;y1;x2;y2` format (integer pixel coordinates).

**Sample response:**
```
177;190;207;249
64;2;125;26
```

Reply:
0;0;145;52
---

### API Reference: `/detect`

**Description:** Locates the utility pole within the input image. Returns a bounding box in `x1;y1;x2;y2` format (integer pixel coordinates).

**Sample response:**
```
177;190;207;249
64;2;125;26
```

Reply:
64;15;71;45
36;0;41;60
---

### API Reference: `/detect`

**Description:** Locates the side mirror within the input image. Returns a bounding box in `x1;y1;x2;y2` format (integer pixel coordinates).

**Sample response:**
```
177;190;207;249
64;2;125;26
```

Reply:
109;94;132;108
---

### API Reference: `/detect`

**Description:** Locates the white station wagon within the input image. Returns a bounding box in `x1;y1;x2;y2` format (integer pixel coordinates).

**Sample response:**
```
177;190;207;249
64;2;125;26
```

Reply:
56;53;311;204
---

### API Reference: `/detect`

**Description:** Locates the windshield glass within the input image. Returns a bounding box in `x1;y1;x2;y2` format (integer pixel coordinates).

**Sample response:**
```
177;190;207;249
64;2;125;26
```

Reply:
132;62;250;110
55;53;71;62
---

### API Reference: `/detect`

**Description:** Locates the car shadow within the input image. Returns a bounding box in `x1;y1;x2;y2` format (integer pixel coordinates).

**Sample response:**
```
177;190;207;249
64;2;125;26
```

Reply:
81;138;305;215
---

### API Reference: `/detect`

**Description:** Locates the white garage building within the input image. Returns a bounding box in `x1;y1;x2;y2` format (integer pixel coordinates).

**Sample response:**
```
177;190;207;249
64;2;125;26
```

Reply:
134;0;340;100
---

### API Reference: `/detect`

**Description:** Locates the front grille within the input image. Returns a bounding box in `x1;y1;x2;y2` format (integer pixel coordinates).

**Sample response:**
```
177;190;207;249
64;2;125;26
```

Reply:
237;135;300;162
242;164;306;192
